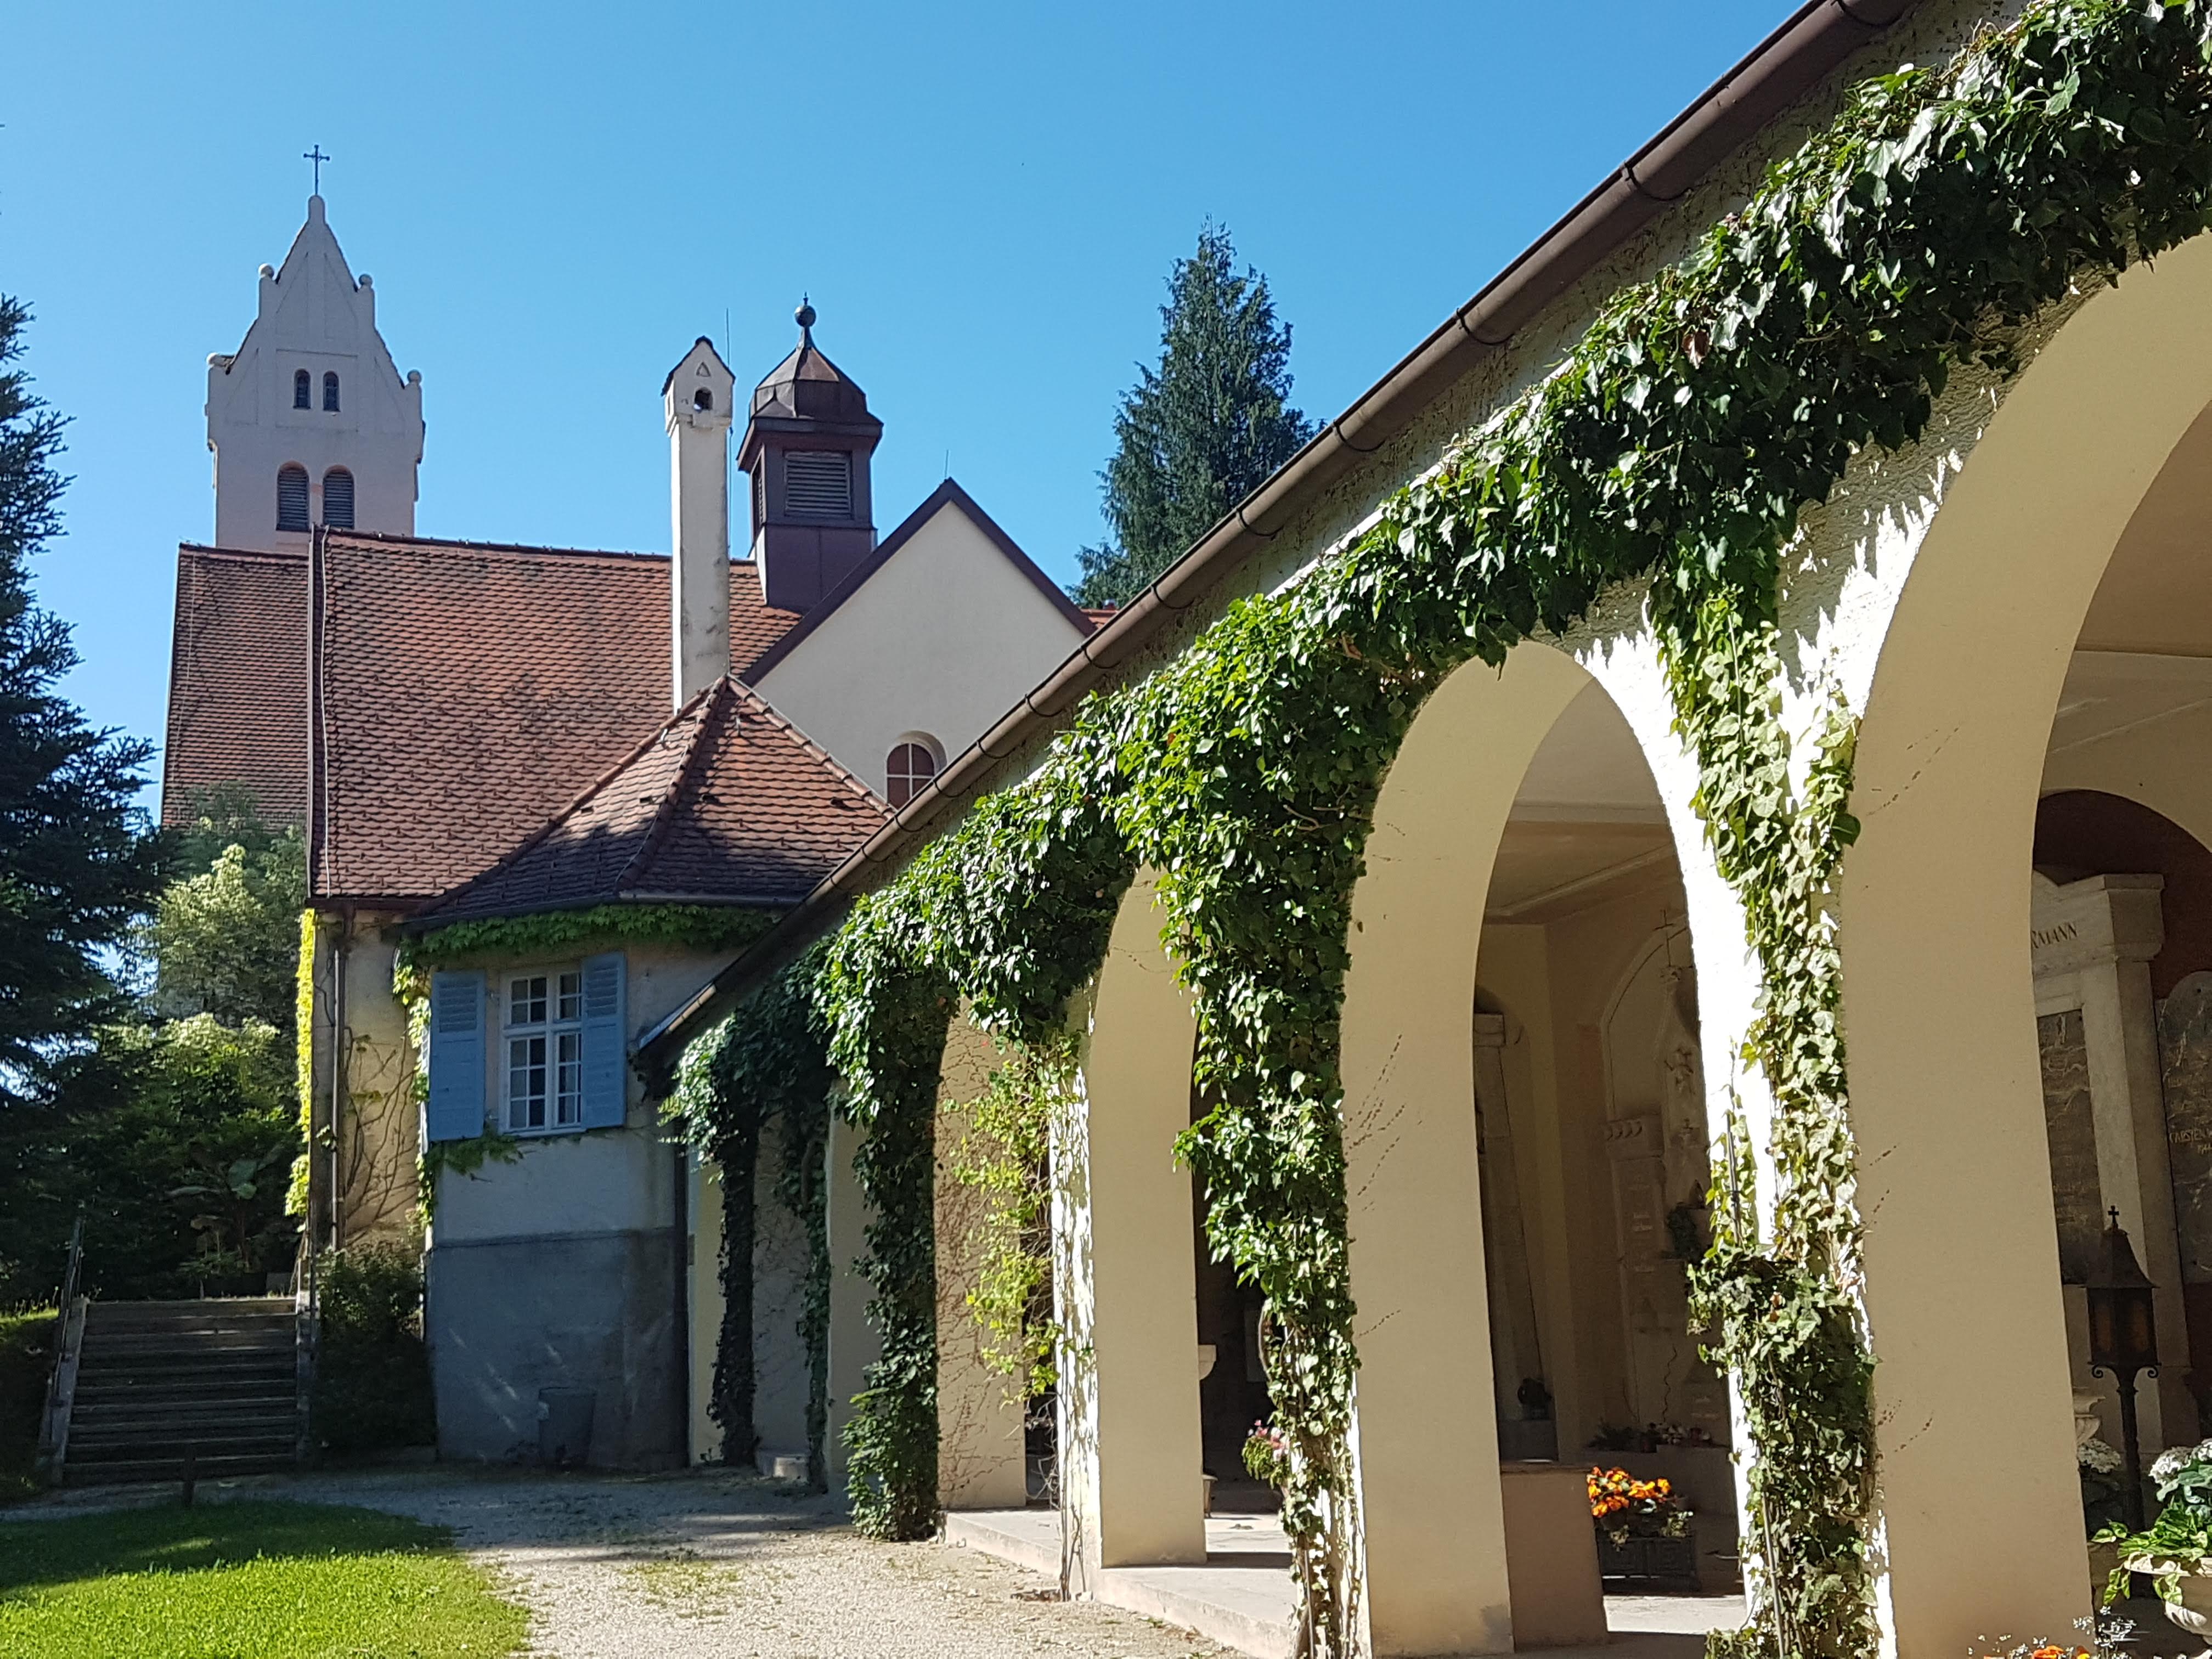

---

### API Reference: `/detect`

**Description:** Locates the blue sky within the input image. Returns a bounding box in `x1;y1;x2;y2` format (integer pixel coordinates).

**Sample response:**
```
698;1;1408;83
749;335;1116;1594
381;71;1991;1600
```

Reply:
5;1;1789;790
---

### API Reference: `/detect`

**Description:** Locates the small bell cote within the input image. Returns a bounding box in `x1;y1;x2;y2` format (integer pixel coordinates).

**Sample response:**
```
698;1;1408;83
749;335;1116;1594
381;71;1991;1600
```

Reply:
737;301;883;611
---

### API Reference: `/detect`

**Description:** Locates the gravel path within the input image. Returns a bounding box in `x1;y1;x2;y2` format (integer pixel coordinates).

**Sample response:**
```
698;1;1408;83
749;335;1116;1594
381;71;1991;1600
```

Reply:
7;1465;1234;1659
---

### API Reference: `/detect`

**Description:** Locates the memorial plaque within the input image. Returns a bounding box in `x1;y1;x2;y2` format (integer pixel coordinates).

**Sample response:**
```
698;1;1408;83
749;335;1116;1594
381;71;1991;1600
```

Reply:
2040;1009;2101;1284
2161;973;2212;1285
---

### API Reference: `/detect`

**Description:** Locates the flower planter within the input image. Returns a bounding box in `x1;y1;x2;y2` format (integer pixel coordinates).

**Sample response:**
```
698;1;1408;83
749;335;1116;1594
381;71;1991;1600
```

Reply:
1596;1530;1699;1590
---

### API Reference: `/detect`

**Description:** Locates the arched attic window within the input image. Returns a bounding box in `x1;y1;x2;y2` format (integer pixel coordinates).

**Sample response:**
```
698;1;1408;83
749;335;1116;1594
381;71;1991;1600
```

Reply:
293;370;311;409
885;740;940;809
323;371;341;411
321;467;354;529
276;465;311;531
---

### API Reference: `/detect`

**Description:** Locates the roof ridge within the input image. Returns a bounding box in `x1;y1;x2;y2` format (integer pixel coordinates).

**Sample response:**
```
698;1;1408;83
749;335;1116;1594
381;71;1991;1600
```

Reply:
178;542;309;565
325;529;672;563
613;679;733;894
724;680;886;805
416;683;725;919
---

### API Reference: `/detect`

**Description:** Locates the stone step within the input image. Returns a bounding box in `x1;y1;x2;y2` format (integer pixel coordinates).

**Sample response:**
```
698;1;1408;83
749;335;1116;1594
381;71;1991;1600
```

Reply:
70;1402;296;1438
58;1298;303;1485
63;1450;295;1485
75;1364;295;1396
88;1298;294;1321
70;1420;297;1454
78;1338;294;1368
72;1385;295;1415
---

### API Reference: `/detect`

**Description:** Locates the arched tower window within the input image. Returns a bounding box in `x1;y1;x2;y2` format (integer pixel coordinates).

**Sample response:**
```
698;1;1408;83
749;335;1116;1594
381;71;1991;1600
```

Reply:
885;740;940;809
293;370;311;409
321;467;354;530
276;465;311;531
693;387;714;412
323;371;341;412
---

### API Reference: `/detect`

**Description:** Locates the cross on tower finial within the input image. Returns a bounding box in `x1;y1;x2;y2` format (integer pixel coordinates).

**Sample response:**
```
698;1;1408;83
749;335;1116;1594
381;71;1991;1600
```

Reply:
303;145;330;195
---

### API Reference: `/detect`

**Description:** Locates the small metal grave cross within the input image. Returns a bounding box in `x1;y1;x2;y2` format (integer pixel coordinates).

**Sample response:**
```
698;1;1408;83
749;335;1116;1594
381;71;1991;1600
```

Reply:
303;146;330;194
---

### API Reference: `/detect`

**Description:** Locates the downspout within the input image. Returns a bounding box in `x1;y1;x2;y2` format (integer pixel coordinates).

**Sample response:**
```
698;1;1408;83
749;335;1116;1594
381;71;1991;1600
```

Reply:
330;902;352;1253
673;1139;691;1464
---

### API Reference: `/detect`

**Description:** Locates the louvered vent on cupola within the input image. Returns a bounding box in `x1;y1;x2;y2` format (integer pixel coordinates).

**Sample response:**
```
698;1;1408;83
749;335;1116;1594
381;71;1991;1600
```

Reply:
783;450;853;519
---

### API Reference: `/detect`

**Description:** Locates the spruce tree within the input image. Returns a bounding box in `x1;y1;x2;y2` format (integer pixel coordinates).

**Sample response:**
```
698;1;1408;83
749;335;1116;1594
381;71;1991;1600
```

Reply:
0;295;165;1110
1073;225;1316;608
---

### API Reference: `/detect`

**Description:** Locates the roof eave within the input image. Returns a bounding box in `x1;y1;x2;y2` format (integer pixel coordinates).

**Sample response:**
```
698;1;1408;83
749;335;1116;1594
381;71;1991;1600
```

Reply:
637;0;1923;1073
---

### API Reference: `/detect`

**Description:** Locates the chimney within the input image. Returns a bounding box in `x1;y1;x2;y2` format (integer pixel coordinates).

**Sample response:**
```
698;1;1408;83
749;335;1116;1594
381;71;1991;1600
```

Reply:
663;337;737;709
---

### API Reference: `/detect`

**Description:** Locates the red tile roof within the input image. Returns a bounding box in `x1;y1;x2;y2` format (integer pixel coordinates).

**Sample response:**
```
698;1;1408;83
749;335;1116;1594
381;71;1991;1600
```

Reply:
415;677;889;924
165;546;311;827
306;532;804;902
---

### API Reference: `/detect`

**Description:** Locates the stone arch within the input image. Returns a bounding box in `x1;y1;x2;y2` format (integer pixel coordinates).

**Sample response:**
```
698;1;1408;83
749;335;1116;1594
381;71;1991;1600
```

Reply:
1842;230;2212;1647
1338;635;1728;1652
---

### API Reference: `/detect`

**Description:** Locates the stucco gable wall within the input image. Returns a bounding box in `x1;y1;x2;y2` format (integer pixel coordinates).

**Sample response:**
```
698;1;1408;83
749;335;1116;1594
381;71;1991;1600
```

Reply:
751;498;1090;795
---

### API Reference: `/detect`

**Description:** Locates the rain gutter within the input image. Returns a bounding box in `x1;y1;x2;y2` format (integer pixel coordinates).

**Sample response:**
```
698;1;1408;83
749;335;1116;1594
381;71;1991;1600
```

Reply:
636;0;1921;1071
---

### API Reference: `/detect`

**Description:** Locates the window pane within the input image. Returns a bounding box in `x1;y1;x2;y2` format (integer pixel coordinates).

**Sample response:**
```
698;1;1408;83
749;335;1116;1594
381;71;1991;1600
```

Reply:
509;1034;549;1130
558;972;582;1024
556;1031;582;1125
509;976;548;1027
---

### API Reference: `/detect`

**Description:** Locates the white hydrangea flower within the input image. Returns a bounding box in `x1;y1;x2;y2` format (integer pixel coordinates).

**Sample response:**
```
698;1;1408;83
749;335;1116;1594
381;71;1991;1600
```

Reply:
2079;1437;2124;1475
2149;1438;2212;1483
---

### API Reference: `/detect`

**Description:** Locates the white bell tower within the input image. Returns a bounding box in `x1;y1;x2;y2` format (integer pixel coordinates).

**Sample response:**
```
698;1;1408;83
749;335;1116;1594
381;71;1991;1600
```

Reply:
205;195;424;551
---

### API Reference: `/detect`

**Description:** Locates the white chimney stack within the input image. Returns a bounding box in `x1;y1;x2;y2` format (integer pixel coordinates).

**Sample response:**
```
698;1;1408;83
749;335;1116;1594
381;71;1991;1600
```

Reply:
663;337;737;709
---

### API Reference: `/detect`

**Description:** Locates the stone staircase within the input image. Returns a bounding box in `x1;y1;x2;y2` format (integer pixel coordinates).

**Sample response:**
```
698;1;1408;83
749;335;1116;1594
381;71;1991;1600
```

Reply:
59;1298;303;1484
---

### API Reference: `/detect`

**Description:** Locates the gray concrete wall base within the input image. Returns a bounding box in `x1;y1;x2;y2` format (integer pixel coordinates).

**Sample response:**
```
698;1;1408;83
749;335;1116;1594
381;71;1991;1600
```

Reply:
427;1226;685;1468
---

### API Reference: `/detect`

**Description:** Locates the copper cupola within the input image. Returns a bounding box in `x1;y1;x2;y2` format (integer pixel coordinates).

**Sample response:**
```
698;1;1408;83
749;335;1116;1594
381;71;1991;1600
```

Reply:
737;301;883;612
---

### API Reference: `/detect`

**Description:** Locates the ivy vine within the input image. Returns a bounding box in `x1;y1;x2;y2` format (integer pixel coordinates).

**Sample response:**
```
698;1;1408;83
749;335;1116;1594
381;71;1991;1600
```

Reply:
942;1031;1074;1401
406;902;777;964
662;942;838;1487
287;907;318;1220
689;7;2212;1655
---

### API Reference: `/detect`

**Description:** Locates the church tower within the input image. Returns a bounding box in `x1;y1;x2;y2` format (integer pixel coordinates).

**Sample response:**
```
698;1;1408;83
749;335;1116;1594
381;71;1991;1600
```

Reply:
205;195;424;552
737;302;882;611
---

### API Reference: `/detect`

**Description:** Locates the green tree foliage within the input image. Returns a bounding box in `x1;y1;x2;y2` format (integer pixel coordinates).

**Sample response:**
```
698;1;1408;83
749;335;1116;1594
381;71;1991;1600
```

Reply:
149;792;306;1046
312;1244;435;1454
1071;226;1314;607
0;296;166;1109
0;1016;296;1301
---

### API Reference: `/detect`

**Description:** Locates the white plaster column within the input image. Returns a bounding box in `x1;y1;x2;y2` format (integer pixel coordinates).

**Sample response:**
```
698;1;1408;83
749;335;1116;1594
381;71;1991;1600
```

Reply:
1827;238;2212;1654
825;1108;879;1496
936;1012;1030;1511
1053;874;1205;1582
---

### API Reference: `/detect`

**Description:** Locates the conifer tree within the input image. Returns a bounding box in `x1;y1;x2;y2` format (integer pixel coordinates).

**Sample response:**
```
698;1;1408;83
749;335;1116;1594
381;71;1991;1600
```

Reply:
1073;225;1315;607
0;295;165;1109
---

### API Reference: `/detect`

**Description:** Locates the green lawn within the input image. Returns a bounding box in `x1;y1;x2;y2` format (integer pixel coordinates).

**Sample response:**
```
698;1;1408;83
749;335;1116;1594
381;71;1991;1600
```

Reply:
0;1499;528;1658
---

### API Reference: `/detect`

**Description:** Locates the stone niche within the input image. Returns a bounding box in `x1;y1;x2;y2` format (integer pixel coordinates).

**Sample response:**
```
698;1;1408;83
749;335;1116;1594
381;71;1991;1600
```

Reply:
2032;872;2197;1451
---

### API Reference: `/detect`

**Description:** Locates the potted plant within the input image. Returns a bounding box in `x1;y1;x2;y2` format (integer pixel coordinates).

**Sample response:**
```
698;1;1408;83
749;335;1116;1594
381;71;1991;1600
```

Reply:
1588;1465;1696;1588
2096;1437;2212;1637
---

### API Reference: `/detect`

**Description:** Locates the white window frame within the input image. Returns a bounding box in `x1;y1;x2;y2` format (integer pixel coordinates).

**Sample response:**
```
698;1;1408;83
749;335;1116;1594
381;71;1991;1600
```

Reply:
503;968;586;1135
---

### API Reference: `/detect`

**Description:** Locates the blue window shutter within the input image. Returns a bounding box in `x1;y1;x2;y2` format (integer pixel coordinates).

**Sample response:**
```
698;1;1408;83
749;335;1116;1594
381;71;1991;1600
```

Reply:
425;970;487;1142
579;952;628;1129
